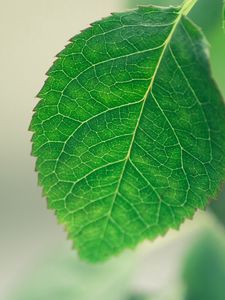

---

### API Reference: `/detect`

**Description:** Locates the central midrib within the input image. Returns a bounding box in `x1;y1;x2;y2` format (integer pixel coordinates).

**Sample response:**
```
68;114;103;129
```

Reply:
101;5;187;236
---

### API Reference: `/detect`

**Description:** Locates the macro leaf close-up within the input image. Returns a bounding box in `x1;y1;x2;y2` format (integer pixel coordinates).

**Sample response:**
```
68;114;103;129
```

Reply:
2;0;225;299
30;0;225;262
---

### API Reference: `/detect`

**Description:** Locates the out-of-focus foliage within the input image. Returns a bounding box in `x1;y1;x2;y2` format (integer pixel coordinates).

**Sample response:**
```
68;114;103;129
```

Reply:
207;22;225;226
209;26;225;96
126;294;150;300
126;0;223;35
9;248;135;300
211;187;225;227
127;0;180;8
223;1;225;28
182;230;225;300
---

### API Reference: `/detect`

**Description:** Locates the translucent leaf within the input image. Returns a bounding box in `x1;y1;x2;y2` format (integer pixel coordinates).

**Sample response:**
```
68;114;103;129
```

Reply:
30;1;225;262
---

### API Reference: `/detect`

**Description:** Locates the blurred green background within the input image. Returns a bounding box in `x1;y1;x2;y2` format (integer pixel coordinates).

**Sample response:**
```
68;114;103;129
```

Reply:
0;0;224;299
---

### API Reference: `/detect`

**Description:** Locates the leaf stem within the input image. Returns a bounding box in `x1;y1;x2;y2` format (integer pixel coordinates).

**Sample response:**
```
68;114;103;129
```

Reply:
182;0;197;16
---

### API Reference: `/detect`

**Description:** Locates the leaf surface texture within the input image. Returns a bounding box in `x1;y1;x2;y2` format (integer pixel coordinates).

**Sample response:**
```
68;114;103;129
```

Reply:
30;4;225;262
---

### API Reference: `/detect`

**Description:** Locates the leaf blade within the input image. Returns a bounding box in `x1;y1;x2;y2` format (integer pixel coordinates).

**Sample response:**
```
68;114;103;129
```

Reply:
30;4;225;262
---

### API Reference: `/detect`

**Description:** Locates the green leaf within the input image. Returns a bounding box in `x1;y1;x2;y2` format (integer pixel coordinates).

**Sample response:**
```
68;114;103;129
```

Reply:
30;1;225;262
182;230;225;300
223;1;225;28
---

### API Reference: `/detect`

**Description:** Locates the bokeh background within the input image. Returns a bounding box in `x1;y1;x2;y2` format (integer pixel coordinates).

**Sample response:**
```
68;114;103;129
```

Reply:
0;0;225;299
